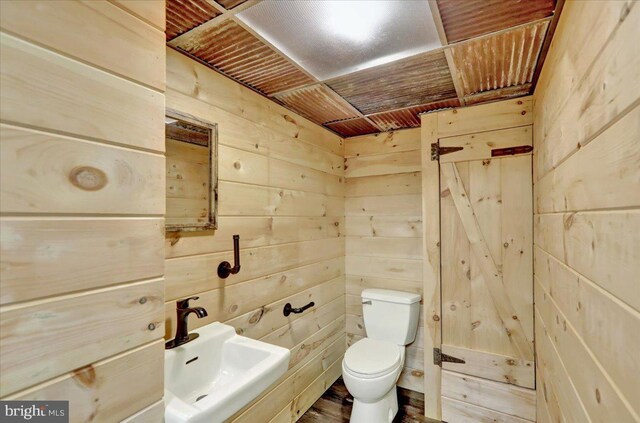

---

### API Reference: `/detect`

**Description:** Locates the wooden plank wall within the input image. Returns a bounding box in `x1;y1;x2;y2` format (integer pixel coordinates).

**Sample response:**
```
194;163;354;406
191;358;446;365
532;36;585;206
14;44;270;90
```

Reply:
0;1;166;421
165;47;346;423
532;1;640;422
344;128;426;392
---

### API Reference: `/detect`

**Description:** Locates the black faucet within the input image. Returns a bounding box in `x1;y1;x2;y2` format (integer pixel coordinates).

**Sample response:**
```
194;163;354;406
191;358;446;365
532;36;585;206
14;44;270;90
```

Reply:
165;296;208;349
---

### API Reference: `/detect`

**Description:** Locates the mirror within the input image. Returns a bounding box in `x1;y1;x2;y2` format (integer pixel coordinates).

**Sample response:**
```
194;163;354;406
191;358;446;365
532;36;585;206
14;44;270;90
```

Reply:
165;109;218;232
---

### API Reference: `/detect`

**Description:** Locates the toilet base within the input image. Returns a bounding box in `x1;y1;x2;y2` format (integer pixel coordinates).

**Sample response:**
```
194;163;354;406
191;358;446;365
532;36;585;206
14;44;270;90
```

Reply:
349;385;398;423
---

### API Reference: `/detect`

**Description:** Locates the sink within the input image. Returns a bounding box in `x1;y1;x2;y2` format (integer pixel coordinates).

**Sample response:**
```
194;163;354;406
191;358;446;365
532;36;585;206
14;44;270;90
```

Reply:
165;322;290;423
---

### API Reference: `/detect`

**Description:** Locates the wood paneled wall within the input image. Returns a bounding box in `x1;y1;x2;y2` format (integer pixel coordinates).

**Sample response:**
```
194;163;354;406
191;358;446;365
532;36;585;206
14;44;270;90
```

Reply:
0;1;166;421
165;47;346;422
532;1;640;422
344;128;425;392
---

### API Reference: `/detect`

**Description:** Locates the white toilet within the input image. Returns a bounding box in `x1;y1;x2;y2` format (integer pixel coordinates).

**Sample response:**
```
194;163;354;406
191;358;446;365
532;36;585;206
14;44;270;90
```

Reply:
342;289;421;423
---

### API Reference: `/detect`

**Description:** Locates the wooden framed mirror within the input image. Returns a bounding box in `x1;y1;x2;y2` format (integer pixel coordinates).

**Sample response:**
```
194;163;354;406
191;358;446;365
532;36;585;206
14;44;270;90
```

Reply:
165;109;218;232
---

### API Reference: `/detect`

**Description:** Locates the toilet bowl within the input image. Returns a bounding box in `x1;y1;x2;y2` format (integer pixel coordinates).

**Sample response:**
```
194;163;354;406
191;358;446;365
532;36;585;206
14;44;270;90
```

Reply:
341;289;421;423
342;338;405;423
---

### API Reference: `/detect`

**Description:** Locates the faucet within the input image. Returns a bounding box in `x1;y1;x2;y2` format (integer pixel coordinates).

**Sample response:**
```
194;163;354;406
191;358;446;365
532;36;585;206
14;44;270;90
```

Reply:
166;296;208;349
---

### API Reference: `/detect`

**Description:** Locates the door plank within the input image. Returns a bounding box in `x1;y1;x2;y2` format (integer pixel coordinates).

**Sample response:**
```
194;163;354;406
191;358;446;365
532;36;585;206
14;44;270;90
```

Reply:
439;126;532;163
468;159;506;355
441;162;472;349
442;396;533;423
442;370;536;421
441;345;534;389
501;156;534;346
437;97;532;138
441;163;533;360
420;112;442;419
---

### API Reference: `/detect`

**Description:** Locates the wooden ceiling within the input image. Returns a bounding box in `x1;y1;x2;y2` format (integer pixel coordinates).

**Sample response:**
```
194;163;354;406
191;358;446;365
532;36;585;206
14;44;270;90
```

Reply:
167;0;563;137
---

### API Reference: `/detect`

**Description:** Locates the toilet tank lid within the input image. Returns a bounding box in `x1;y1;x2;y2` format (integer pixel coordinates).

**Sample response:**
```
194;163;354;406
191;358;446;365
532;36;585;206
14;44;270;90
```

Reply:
361;289;421;304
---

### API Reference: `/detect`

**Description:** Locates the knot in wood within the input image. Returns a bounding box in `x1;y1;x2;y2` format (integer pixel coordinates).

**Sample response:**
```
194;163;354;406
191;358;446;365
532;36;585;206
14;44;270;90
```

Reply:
69;166;107;191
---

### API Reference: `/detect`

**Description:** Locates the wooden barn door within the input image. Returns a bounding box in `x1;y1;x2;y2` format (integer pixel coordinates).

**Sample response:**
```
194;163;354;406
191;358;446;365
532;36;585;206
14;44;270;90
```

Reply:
437;131;536;421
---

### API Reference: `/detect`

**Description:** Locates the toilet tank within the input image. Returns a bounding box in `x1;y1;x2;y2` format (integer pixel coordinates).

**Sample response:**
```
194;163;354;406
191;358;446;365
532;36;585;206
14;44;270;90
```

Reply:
361;289;421;345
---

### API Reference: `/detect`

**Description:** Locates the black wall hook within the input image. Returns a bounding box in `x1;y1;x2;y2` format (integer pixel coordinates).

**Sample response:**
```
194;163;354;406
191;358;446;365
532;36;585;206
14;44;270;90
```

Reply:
283;301;315;316
217;235;241;279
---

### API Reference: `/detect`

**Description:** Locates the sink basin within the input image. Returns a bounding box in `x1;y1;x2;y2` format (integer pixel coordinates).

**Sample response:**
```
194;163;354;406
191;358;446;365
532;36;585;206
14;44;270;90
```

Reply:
165;322;290;423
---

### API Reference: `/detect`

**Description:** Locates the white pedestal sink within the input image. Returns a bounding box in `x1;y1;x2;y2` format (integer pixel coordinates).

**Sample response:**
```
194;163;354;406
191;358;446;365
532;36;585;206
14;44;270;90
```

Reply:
165;322;290;423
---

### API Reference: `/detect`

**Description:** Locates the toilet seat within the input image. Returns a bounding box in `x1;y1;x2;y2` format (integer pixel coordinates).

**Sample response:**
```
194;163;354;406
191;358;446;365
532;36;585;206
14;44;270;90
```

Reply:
344;338;402;379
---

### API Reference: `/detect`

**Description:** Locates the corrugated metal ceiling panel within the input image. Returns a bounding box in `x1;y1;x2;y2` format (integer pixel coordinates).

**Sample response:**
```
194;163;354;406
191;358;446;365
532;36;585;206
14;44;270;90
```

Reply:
166;1;562;136
449;20;549;96
325;118;380;138
437;0;556;43
463;83;532;106
166;0;221;41
367;99;460;131
175;19;314;95
215;0;249;10
328;50;457;115
274;84;360;125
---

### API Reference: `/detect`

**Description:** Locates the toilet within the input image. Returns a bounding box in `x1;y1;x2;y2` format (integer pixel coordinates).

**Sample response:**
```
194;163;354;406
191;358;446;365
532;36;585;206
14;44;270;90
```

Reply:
342;289;421;423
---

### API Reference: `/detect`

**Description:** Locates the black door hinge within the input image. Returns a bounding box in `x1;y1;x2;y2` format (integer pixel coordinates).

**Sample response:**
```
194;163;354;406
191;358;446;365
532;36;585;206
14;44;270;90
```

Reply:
431;143;463;161
433;348;466;366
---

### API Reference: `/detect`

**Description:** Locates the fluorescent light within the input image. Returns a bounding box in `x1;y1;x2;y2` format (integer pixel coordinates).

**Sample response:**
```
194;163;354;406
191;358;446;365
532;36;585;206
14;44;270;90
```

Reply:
237;0;441;80
323;1;391;43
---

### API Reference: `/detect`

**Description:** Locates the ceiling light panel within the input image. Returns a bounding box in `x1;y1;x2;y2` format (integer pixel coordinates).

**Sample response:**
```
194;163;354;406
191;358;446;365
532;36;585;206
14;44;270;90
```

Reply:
237;0;441;81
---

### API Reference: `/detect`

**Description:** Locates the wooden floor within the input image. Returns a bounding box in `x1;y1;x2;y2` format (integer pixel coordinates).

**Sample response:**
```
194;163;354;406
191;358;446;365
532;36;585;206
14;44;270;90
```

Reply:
300;377;433;423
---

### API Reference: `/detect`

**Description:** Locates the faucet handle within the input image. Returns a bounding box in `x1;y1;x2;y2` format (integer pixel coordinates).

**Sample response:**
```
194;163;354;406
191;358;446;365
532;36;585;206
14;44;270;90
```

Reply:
177;296;199;309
